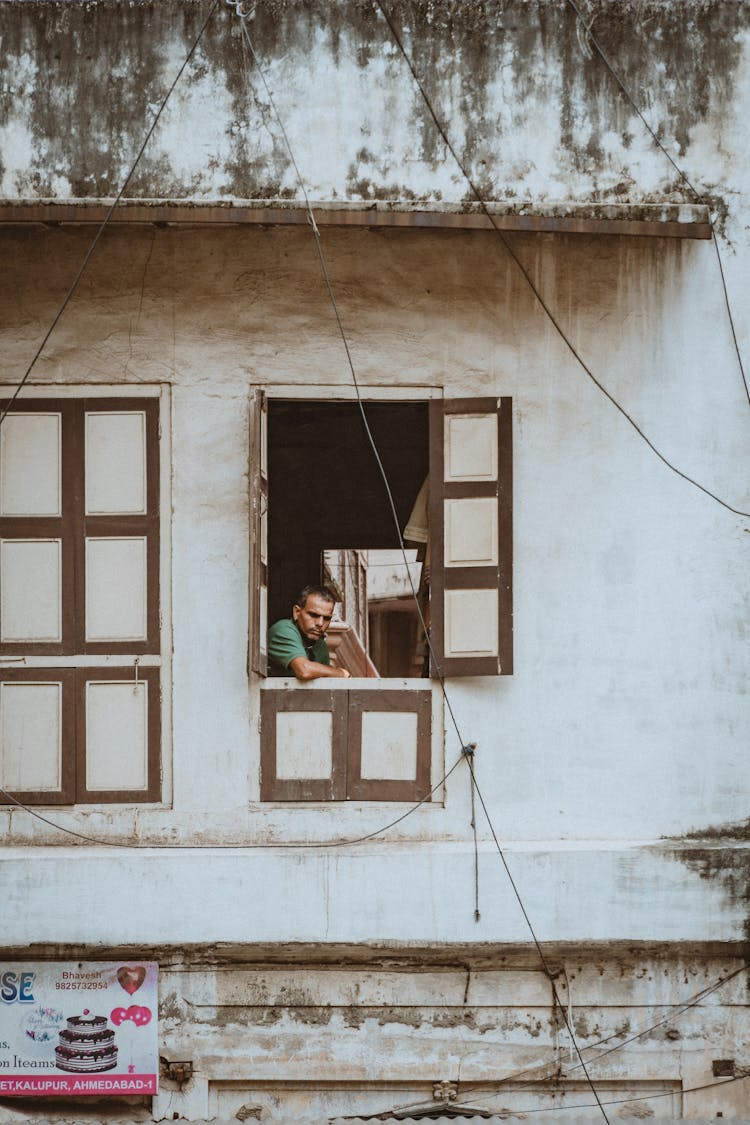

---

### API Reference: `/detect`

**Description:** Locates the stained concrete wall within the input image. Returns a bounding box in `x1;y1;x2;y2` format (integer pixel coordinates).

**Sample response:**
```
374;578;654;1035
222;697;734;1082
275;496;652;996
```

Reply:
0;223;748;945
0;5;749;1118
1;0;749;212
151;953;750;1121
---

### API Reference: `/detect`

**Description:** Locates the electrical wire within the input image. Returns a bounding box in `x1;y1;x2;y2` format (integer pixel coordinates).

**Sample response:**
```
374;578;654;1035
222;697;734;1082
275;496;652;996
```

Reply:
0;752;464;850
564;0;750;411
0;0;221;428
347;11;748;1115
557;961;749;1074
372;1;750;521
0;23;742;1124
467;746;481;923
439;960;750;1111
450;1071;749;1118
330;955;749;1121
229;0;474;749
223;30;602;1116
0;13;743;1093
462;754;612;1123
0;0;477;853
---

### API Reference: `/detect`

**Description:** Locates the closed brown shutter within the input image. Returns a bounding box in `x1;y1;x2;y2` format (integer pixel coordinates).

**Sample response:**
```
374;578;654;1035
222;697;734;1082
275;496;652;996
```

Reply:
0;397;162;804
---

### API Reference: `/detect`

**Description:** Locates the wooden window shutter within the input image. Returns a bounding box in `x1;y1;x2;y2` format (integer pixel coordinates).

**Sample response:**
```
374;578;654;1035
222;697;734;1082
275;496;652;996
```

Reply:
80;399;160;656
0;396;162;805
249;390;268;676
259;686;432;803
429;397;513;677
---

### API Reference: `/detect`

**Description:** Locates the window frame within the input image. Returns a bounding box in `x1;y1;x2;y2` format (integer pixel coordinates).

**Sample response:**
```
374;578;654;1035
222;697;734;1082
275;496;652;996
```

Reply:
429;396;514;677
251;387;513;684
259;684;432;803
0;393;164;806
251;385;512;805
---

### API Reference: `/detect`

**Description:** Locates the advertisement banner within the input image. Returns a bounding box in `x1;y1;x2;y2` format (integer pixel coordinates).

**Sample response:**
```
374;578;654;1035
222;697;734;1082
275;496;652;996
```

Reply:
0;962;158;1097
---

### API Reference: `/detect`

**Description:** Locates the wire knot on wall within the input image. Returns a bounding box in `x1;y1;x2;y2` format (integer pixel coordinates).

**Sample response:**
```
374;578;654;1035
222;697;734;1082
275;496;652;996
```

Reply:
225;0;255;21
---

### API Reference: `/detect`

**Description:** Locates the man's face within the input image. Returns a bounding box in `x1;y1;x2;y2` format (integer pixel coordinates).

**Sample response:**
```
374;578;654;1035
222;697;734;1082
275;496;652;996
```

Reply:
293;594;335;642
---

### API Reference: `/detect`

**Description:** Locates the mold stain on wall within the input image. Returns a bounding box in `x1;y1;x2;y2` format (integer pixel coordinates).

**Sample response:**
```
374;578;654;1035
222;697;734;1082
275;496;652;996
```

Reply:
0;0;748;204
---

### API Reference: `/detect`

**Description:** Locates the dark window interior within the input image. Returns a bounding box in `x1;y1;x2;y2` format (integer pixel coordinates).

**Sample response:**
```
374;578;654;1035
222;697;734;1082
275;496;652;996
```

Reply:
267;400;429;628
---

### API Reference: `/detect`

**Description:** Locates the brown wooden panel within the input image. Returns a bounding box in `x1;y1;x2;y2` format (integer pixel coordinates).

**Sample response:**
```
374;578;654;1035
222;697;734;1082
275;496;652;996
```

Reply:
443;481;498;499
0;398;160;658
249;390;268;676
433;656;500;678
346;689;431;802
0;517;65;536
260;688;346;802
0;400;76;656
0;399;162;806
75;666;161;803
429;398;513;678
80;399;160;656
0;667;76;805
497;396;514;675
443;570;498;590
441;397;499;415
428;400;446;680
78;516;160;655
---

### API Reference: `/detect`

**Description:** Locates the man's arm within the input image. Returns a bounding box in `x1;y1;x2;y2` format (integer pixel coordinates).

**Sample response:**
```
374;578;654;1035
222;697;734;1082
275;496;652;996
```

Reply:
289;657;350;682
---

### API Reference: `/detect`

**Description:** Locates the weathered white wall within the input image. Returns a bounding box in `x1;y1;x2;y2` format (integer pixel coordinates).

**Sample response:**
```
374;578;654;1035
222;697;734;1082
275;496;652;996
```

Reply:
1;4;749;1117
150;955;749;1122
0;223;748;947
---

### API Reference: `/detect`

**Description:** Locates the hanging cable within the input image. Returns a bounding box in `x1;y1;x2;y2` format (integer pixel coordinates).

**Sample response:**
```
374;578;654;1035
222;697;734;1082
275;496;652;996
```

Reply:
228;0;478;752
0;0;221;428
372;1;750;521
445;959;750;1110
564;0;750;411
464;743;481;923
0;752;464;851
462;752;611;1123
453;1071;748;1117
1;0;475;857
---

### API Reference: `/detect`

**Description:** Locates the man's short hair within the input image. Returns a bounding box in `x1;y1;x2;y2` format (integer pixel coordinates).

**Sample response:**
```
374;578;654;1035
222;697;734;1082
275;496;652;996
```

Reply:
294;584;337;609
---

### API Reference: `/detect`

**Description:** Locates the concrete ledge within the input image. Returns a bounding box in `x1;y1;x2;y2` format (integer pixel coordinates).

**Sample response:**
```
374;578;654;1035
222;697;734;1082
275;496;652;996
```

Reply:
0;841;744;946
0;199;713;238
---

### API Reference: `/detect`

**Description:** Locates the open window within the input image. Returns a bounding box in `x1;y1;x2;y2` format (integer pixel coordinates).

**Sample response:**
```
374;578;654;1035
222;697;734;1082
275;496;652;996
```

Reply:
251;391;512;803
250;393;513;681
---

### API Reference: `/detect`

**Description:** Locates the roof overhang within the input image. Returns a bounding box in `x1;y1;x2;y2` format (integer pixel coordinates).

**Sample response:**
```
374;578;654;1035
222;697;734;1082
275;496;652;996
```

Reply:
0;199;712;238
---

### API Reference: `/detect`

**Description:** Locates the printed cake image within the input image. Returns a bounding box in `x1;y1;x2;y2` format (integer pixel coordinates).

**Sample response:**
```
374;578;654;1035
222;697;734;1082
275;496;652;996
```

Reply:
54;1010;118;1073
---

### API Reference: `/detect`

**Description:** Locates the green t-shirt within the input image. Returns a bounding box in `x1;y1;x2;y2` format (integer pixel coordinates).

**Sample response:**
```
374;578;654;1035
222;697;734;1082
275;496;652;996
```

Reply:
267;618;331;677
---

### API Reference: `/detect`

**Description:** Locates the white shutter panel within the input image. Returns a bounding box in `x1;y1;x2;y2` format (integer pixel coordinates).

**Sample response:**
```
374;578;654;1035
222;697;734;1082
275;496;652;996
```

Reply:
249;390;268;676
430;397;513;677
0;669;75;804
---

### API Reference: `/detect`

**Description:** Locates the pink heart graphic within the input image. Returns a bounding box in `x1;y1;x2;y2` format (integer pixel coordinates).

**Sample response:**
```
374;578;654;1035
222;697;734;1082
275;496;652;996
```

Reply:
110;1004;152;1028
128;1004;152;1027
117;966;146;996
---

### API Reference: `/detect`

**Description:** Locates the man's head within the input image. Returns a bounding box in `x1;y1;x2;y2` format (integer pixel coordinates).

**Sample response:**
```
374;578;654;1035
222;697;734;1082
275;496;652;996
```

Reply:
292;585;337;643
